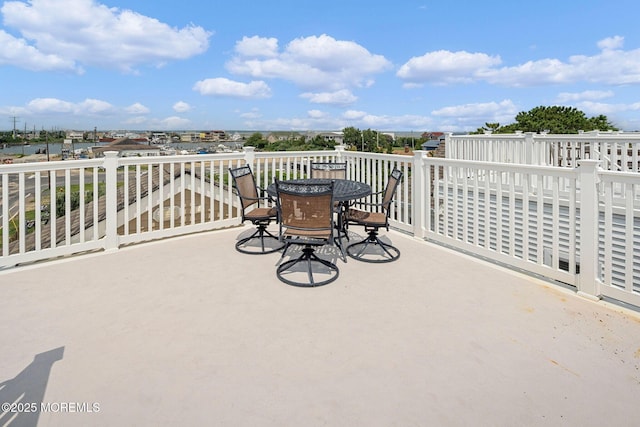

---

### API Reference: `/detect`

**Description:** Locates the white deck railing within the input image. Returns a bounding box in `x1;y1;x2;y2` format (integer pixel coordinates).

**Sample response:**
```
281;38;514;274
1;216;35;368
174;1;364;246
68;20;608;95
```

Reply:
2;138;640;308
447;131;640;171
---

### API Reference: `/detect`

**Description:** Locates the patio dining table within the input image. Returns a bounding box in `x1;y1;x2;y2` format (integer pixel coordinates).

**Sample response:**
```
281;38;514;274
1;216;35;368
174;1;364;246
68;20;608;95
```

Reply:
267;178;372;247
266;178;372;202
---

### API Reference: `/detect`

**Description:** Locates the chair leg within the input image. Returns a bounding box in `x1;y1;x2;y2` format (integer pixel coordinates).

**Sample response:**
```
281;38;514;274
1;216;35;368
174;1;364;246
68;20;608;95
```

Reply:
333;231;348;263
236;223;284;254
346;229;400;263
337;204;350;241
276;246;339;287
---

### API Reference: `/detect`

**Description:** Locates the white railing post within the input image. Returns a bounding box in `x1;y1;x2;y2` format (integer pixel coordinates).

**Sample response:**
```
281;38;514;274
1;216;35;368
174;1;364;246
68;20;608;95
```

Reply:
103;151;120;251
525;132;541;165
445;132;453;159
243;146;256;168
412;150;426;239
334;144;345;162
576;159;602;300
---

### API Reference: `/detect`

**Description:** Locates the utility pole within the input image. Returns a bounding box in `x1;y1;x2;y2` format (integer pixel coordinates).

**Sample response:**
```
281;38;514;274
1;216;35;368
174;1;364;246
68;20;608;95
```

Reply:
9;116;19;139
45;129;50;162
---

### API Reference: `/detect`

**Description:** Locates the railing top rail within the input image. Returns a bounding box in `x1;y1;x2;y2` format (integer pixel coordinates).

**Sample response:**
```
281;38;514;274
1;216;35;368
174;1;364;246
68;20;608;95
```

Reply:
0;157;104;172
253;150;339;159
423;156;577;176
450;132;640;142
116;152;244;165
599;169;640;183
449;134;526;140
340;151;412;162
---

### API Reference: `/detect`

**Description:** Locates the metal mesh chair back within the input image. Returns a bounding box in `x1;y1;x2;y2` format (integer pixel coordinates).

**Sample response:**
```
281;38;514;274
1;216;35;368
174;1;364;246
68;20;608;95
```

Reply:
276;180;335;240
381;168;403;214
230;165;259;210
229;165;283;254
344;168;403;263
309;162;347;179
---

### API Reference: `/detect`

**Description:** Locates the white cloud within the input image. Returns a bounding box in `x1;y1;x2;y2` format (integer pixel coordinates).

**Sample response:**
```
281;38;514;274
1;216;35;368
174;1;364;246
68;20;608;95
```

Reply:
125;102;150;115
354;113;433;129
0;29;79;72
156;116;192;129
300;89;357;106
307;110;327;119
80;98;115;114
239;108;262;119
556;90;614;103
397;50;502;84
173;101;192;113
432;99;517;117
26;97;116;115
432;100;518;128
235;36;279;57
27;98;76;113
398;36;640;88
343;110;367;120
598;35;624;51
122;115;194;129
193;77;272;98
576;100;640;116
242;108;435;132
0;97;167;128
226;34;392;91
123;116;148;125
0;0;211;72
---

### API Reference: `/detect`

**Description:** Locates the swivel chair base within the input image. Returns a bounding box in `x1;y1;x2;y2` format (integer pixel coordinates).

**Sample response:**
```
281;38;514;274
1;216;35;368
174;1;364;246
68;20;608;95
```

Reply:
346;231;400;263
236;223;284;255
276;246;339;287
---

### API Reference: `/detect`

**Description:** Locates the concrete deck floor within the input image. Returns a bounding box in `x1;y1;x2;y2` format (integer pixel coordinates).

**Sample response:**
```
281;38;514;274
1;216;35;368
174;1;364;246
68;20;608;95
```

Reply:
1;226;640;426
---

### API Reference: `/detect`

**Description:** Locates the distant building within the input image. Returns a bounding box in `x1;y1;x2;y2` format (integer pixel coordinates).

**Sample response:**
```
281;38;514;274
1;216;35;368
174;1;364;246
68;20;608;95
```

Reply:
180;132;200;143
422;132;444;140
421;140;441;151
150;132;169;144
66;130;84;141
267;132;302;143
315;131;344;145
421;133;446;156
92;138;160;157
199;130;227;142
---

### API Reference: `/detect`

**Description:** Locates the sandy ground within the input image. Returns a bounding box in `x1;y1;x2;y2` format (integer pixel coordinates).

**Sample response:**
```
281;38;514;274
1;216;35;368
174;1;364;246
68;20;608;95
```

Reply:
1;153;64;164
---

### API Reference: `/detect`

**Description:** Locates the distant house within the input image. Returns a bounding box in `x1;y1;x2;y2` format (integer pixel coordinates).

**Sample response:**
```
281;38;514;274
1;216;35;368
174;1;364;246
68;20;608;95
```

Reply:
421;140;441;151
315;131;344;145
180;132;200;143
267;132;301;143
421;132;445;151
66;131;84;141
422;131;444;140
200;130;227;142
92;138;161;157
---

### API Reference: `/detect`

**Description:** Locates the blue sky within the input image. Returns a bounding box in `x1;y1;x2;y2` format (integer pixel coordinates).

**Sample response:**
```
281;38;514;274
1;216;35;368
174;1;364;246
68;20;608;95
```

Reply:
1;0;639;132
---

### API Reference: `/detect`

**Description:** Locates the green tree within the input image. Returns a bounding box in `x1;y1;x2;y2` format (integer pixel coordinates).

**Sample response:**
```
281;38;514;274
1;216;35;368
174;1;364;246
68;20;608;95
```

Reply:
361;128;378;152
342;127;362;149
244;132;267;149
475;106;618;134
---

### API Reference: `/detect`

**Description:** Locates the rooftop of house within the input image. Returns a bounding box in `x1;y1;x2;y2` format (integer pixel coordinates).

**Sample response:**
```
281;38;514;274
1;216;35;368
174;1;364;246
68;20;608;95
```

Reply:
2;226;640;426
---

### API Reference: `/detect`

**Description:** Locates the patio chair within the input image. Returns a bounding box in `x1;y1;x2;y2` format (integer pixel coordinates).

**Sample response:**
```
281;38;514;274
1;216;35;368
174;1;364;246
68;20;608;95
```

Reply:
345;168;403;263
229;165;284;254
275;179;339;287
309;161;347;179
309;161;349;243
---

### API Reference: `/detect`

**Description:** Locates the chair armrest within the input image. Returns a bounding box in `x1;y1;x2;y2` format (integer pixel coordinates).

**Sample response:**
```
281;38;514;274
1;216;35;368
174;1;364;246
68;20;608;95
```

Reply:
343;189;383;208
257;186;277;203
349;201;384;212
